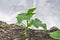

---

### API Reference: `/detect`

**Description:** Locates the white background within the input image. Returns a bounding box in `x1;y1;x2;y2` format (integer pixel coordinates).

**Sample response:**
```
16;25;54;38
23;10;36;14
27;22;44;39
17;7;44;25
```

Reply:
0;0;60;29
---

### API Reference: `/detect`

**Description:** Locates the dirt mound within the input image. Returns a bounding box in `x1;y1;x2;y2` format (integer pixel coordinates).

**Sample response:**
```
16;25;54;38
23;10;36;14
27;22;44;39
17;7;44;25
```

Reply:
0;21;59;40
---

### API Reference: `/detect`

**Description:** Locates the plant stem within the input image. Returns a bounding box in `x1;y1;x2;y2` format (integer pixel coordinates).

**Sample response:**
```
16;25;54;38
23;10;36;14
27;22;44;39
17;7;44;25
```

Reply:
27;20;28;27
24;20;29;38
25;28;28;37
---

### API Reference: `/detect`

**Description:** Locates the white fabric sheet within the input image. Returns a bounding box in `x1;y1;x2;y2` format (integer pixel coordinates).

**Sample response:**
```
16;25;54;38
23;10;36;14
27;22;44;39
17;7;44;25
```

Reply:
0;0;60;29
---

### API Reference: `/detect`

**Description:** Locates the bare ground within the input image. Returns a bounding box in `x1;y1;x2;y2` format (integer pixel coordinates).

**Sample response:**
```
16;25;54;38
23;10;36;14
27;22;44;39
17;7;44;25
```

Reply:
0;21;59;40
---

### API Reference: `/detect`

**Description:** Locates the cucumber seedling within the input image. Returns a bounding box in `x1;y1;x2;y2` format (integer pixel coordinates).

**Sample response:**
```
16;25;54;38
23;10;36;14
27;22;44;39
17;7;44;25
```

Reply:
16;8;47;38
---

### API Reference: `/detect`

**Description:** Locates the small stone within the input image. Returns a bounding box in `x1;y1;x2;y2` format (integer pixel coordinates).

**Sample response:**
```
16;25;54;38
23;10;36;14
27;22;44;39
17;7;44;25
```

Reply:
50;26;59;32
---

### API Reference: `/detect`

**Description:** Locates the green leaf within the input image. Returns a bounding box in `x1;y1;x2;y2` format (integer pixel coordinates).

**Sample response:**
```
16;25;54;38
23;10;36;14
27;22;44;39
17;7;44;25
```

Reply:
16;8;36;24
31;18;47;30
16;16;22;24
26;13;35;20
32;18;42;28
27;8;36;13
16;13;26;24
28;21;33;27
50;30;60;39
16;13;35;24
40;23;47;30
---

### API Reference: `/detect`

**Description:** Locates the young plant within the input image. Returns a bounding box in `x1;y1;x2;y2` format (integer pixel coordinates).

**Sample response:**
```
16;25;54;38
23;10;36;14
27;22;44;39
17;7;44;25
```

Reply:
16;8;47;38
50;30;60;40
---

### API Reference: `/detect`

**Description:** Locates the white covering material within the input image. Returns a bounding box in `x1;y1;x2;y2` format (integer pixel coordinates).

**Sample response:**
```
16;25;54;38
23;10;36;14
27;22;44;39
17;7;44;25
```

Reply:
0;0;60;29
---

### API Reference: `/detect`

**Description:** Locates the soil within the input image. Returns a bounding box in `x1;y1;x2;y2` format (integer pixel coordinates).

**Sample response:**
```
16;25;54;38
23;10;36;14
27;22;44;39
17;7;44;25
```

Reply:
0;21;59;40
